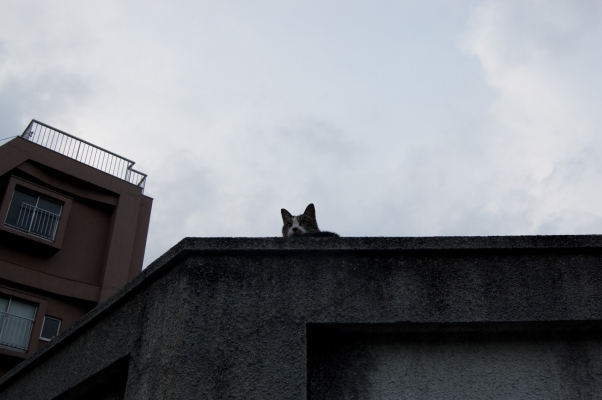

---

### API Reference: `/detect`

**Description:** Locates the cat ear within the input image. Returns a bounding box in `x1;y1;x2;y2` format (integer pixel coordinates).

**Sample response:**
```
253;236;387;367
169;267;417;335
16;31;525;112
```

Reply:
281;208;293;221
303;203;316;218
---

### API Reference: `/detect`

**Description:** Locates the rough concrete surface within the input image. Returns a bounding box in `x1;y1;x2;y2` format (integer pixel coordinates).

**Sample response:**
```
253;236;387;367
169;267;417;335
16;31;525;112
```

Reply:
1;236;602;399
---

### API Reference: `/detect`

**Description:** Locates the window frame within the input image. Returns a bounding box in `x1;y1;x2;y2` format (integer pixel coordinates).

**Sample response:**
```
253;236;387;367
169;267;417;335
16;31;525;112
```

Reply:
5;188;63;241
0;176;73;249
39;316;62;342
0;297;38;349
0;286;47;356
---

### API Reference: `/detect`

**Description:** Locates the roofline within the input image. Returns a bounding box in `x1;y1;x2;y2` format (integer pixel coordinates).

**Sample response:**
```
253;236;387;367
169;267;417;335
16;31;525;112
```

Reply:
2;234;602;386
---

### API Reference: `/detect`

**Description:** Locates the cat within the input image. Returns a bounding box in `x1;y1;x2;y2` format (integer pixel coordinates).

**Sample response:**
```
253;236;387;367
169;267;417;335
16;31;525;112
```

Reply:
281;203;339;238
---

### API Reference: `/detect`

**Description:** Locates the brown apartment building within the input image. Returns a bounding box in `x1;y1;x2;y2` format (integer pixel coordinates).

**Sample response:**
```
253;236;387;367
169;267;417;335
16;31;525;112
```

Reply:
0;120;152;376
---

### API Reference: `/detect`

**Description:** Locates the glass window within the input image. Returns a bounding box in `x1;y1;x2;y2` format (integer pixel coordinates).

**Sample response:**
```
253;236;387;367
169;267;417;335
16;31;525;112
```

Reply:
5;190;37;227
40;316;62;341
4;187;63;241
8;299;37;319
0;297;37;351
37;197;62;214
0;297;8;312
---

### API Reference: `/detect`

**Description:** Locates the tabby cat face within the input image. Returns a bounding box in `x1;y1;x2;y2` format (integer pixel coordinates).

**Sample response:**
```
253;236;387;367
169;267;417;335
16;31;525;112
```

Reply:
281;203;321;237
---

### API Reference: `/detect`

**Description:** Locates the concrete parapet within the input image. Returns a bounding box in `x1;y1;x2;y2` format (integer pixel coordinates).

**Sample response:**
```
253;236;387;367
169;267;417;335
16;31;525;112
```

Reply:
2;236;602;399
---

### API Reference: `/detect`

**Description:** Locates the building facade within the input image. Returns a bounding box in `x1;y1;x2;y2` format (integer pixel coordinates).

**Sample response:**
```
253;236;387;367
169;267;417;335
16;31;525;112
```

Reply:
0;120;152;376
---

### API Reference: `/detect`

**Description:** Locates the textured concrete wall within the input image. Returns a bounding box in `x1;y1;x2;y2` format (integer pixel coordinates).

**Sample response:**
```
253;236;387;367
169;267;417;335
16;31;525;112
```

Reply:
308;323;602;399
1;236;602;399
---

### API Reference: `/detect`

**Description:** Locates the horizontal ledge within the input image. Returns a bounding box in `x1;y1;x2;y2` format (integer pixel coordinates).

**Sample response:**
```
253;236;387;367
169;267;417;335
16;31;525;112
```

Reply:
163;235;602;254
0;258;101;302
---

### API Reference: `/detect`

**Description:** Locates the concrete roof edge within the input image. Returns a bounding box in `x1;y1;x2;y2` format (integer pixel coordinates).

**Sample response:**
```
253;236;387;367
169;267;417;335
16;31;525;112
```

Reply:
165;235;602;252
2;234;601;386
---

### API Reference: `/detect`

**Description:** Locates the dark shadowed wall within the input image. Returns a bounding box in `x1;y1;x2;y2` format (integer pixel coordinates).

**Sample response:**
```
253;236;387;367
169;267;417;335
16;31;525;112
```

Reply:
1;236;602;399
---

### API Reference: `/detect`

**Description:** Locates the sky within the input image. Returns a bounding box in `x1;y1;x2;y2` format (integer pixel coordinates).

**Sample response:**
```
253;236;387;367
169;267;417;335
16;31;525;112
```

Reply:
1;0;602;266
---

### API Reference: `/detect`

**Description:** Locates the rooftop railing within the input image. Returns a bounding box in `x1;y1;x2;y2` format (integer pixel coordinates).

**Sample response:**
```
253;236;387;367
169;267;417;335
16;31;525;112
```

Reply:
21;120;147;190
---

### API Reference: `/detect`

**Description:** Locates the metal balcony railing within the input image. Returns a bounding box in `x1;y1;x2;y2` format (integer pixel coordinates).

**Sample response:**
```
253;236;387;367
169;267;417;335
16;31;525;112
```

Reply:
0;311;34;351
21;120;147;190
5;203;60;241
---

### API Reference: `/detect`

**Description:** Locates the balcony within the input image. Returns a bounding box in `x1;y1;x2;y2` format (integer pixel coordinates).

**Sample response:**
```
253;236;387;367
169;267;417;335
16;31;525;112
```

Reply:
4;203;60;241
21;120;147;190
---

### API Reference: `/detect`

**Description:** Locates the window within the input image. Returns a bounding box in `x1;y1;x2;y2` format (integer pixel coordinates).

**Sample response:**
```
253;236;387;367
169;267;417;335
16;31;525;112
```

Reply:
40;316;61;341
0;296;37;351
4;187;63;241
0;177;73;249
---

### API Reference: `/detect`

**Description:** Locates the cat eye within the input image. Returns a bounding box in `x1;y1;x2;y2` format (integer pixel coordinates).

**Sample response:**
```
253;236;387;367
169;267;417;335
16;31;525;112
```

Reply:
285;223;292;228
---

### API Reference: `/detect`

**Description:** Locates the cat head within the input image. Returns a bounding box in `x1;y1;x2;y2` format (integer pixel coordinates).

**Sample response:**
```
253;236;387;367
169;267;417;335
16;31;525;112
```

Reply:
281;203;320;237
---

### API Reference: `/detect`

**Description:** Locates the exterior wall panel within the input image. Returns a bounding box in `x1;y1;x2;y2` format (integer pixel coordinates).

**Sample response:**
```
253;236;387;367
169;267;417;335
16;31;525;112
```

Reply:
2;237;602;399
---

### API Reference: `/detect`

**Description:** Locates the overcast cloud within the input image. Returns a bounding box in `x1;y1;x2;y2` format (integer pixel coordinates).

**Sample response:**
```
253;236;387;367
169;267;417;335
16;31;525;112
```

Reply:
1;0;602;266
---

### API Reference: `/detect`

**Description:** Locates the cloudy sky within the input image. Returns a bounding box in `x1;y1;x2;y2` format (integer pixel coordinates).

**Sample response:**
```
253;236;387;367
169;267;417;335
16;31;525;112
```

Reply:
1;0;602;266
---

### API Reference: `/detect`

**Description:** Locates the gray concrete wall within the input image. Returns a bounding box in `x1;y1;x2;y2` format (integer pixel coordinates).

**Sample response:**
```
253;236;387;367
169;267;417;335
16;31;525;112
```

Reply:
308;323;602;399
1;236;602;399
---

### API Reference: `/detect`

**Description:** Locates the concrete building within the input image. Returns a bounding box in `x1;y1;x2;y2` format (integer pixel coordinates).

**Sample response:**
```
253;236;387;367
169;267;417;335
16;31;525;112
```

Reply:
0;236;601;399
0;120;152;376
